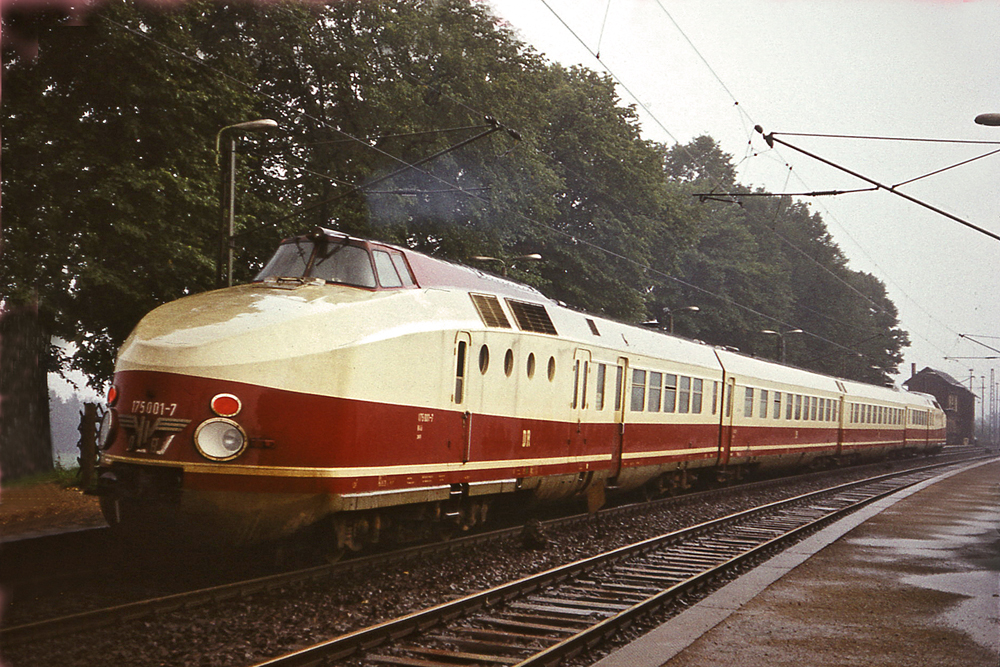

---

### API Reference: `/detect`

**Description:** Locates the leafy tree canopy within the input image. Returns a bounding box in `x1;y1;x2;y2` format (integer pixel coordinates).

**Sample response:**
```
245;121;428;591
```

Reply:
3;0;907;391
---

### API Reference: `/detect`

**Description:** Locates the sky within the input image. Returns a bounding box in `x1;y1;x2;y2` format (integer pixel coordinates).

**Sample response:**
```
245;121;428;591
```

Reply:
490;0;1000;402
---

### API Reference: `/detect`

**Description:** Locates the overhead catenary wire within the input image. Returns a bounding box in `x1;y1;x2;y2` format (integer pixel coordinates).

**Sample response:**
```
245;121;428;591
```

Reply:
102;6;910;372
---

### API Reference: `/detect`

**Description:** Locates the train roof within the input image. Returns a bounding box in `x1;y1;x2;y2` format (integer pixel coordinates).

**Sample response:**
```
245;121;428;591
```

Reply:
307;227;553;303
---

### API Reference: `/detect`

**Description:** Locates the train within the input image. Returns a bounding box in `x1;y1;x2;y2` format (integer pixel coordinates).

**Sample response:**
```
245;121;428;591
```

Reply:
95;226;946;550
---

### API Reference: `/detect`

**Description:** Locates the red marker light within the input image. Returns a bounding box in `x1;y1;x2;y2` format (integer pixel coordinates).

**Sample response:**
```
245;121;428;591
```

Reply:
108;386;118;406
211;393;242;417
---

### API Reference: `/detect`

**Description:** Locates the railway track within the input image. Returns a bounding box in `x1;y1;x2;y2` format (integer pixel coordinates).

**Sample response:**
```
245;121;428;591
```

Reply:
1;449;986;651
248;457;988;667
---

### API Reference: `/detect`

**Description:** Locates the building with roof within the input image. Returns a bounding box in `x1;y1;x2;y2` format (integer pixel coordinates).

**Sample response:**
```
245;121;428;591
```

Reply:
903;367;976;445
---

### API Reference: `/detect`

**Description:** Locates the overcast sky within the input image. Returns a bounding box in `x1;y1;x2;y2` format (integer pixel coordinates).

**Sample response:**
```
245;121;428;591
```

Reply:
491;0;1000;398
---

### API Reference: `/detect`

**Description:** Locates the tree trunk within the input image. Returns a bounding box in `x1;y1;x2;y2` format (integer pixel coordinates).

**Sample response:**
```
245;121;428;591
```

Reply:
0;299;54;482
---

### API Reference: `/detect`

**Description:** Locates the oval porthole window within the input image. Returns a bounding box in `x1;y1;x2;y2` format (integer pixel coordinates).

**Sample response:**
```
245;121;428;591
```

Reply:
547;356;556;381
526;353;536;379
504;349;514;377
479;345;490;374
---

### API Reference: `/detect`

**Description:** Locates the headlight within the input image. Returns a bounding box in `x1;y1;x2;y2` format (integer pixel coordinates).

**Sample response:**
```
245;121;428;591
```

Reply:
98;410;117;450
194;418;247;461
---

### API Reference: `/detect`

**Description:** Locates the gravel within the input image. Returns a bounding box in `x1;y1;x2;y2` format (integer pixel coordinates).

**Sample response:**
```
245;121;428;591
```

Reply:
0;460;941;667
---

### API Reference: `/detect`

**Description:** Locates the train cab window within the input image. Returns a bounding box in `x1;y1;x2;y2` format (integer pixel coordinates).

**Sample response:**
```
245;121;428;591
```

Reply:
692;379;704;413
664;374;677;413
759;390;769;419
310;243;377;287
596;364;607;410
373;250;404;288
744;387;754;418
389;252;415;287
679;377;691;414
257;237;379;288
631;369;646;411
648;372;662;412
773;391;782;419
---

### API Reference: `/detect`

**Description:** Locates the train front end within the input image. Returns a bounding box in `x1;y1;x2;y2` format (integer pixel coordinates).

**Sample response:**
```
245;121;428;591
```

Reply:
95;228;428;546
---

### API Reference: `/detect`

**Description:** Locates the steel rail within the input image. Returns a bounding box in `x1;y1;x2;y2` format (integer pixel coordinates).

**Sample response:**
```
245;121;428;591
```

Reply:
2;449;984;647
248;458;988;667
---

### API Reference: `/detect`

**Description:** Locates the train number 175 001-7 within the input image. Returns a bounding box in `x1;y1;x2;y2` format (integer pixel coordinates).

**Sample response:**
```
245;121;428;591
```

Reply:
131;400;178;416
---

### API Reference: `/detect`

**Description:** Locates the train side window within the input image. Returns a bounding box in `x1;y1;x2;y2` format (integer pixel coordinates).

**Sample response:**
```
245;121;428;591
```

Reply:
826;399;832;421
833;402;838;422
614;365;624;412
631;369;646;411
479;345;490;374
744;387;754;418
795;395;802;420
712;381;719;415
773;391;782;419
664;374;677;413
648;372;662;412
596;364;607;410
679;376;691;414
504;349;514;377
725;383;733;417
526;353;536;379
692;378;703;413
581;361;589;409
759;389;768;419
811;397;818;421
454;341;467;403
547;356;556;382
786;395;793;420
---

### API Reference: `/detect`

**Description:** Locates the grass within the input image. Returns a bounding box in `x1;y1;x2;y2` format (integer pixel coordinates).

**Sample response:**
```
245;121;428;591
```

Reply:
3;462;84;489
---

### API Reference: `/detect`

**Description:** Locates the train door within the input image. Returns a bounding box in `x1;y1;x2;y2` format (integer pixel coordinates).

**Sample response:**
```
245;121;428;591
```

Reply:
610;357;628;480
453;332;473;462
571;349;592;441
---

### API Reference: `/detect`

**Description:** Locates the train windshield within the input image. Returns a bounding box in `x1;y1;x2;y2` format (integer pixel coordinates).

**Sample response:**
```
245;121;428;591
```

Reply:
255;238;377;288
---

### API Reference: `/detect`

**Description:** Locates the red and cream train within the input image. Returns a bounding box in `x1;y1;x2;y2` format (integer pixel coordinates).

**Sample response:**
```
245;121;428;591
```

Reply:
96;227;946;548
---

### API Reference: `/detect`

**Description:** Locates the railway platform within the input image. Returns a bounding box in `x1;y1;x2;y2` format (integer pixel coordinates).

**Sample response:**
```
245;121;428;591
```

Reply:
592;458;1000;667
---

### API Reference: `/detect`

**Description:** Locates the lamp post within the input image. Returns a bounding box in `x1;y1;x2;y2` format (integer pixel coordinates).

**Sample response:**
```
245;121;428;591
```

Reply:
761;328;803;363
216;119;278;288
663;306;699;334
469;253;542;277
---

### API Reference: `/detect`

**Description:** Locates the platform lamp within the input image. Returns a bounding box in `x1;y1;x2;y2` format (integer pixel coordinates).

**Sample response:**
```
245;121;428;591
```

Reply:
663;306;699;334
761;329;803;363
216;119;279;288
